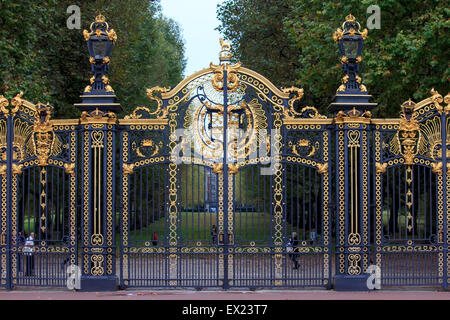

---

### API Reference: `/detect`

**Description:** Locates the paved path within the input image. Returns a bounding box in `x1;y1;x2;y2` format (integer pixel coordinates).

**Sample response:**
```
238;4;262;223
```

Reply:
0;289;449;300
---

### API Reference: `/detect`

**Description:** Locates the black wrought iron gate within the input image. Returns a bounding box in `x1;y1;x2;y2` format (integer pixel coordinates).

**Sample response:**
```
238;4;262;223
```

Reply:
0;97;77;288
0;14;448;291
119;46;332;288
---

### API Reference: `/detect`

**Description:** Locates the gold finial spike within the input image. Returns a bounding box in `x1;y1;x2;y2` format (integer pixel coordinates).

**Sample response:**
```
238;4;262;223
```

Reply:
401;99;416;114
95;12;106;23
345;14;356;22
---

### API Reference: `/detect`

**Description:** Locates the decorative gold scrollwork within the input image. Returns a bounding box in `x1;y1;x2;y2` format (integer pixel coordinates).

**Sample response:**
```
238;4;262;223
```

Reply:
348;233;361;245
281;87;326;120
125;87;171;120
91;234;104;246
348;253;361;275
290;139;316;157
430;88;444;112
91;254;104;276
208;38;242;92
210;62;242;92
282;87;303;118
444;93;450;113
334;107;371;124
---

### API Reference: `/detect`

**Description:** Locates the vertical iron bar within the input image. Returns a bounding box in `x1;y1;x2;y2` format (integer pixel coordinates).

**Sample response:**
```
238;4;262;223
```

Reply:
222;68;229;289
441;111;447;289
5;114;13;290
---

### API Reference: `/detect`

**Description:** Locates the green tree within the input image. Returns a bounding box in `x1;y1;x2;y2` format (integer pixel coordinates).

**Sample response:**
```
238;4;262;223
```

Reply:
0;0;186;118
217;0;449;117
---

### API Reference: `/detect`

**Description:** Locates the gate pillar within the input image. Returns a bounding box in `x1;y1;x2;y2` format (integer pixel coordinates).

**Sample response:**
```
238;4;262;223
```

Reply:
330;15;377;291
75;14;121;291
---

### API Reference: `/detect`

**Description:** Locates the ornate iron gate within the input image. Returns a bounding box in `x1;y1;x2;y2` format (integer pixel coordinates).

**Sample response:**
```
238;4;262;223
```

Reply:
0;95;77;288
0;14;448;291
372;93;448;287
119;43;332;288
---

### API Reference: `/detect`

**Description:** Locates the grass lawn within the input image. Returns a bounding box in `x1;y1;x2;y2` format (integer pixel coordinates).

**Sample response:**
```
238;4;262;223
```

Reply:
120;211;308;247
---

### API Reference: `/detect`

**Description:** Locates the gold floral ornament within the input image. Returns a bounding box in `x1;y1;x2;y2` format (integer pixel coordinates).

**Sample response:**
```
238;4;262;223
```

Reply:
281;87;326;120
228;163;239;174
125;86;171;120
212;163;223;174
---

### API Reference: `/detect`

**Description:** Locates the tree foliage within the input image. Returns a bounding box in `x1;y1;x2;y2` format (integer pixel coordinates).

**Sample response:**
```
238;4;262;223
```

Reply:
217;0;449;117
0;0;186;118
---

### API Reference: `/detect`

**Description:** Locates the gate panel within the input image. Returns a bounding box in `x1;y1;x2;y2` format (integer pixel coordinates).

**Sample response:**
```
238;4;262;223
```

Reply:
119;44;333;288
120;69;224;288
120;123;171;287
226;69;332;288
281;121;332;287
373;95;447;287
7;100;77;288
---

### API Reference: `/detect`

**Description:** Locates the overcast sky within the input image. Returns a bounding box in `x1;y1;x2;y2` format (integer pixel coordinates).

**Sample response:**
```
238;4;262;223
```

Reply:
161;0;225;77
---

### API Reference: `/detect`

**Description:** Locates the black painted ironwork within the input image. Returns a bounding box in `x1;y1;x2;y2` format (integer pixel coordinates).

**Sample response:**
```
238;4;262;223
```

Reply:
0;14;447;291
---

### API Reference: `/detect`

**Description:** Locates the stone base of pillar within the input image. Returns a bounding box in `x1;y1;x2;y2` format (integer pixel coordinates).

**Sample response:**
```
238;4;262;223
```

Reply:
80;275;118;292
333;274;372;291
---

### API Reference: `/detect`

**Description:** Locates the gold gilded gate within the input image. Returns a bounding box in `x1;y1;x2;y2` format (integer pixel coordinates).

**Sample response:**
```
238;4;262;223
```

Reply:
119;39;332;288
